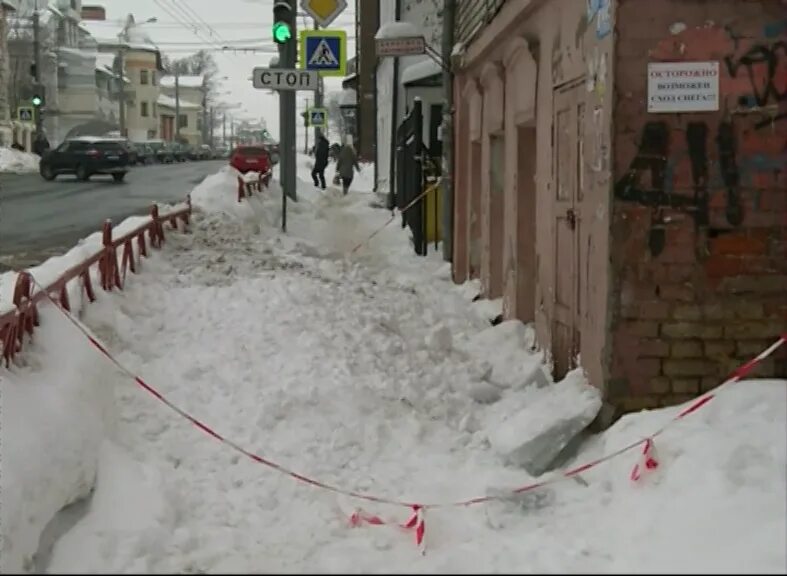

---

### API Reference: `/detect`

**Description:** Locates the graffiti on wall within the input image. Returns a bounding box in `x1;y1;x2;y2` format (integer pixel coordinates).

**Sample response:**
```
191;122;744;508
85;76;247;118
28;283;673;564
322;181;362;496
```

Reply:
724;39;786;129
614;22;786;257
586;0;612;39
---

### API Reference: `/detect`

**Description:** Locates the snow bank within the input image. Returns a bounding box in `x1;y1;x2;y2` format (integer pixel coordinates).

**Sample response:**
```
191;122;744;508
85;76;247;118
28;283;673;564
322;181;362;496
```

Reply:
189;166;272;226
19;156;786;573
0;307;116;573
0;147;40;174
47;443;177;573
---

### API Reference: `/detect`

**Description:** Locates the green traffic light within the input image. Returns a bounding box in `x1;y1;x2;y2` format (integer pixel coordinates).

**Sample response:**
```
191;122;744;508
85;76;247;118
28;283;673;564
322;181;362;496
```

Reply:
32;96;42;107
273;21;291;43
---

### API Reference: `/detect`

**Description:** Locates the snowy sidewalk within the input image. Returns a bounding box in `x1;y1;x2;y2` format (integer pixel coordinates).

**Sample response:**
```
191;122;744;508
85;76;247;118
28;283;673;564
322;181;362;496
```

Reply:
9;158;786;573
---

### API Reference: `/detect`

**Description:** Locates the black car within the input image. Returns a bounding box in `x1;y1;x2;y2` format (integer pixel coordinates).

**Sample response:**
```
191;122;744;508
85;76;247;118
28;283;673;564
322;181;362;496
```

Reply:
39;137;129;182
154;142;176;163
133;142;156;165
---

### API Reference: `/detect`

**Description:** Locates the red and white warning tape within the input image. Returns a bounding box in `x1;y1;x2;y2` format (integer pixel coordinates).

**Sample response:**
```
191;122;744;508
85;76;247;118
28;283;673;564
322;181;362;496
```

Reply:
26;275;787;552
348;181;440;255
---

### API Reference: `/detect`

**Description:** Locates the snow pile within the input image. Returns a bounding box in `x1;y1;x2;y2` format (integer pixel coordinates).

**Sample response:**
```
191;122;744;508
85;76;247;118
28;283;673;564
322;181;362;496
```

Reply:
0;147;40;174
29;156;787;573
6;156;785;573
189;166;271;226
0;307;116;573
486;370;602;475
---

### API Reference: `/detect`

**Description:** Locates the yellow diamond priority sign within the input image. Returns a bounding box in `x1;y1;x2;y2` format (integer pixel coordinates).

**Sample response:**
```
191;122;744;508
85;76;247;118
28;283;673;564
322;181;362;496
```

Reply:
300;0;346;28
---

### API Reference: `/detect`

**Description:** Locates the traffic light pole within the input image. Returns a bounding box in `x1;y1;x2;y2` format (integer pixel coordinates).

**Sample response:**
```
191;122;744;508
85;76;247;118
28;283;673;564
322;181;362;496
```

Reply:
32;3;43;135
313;21;323;141
277;0;297;233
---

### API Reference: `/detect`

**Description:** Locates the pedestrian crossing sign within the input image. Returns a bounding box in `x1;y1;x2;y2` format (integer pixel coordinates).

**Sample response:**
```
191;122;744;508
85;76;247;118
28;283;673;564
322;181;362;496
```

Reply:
17;107;34;123
300;29;346;77
308;108;327;128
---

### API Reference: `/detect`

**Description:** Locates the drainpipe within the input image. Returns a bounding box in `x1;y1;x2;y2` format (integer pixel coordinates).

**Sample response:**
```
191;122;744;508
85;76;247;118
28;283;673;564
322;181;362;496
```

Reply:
387;0;402;210
441;0;455;262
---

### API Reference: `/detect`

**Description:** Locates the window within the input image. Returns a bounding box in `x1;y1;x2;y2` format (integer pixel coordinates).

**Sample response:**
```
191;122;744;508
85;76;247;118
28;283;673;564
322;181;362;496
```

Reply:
178;114;188;128
151;71;157;86
153;102;158;118
141;101;149;117
196;117;202;131
140;70;149;85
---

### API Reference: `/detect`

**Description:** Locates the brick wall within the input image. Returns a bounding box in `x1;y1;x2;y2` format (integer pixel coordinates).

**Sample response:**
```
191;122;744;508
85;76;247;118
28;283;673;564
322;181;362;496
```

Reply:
609;0;787;412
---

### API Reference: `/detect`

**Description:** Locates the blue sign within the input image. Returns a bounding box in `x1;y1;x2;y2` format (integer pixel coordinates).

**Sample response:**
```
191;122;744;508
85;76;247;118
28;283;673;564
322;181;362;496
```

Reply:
300;30;346;77
308;108;327;127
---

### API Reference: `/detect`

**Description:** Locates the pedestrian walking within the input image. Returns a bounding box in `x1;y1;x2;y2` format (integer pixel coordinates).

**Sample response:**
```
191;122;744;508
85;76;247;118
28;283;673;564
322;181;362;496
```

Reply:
311;133;330;189
335;135;360;195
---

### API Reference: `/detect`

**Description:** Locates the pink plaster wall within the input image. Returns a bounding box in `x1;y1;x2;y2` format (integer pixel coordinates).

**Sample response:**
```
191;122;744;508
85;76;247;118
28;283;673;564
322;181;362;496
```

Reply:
452;0;615;391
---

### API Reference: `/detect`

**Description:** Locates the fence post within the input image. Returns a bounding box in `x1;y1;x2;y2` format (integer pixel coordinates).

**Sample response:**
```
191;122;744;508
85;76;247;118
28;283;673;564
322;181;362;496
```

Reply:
150;204;164;248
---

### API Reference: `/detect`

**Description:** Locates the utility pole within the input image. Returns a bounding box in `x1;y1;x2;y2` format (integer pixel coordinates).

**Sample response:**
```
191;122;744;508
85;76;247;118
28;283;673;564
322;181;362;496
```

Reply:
222;112;226;146
441;0;456;262
32;0;42;136
303;97;309;154
209;106;214;146
174;67;180;141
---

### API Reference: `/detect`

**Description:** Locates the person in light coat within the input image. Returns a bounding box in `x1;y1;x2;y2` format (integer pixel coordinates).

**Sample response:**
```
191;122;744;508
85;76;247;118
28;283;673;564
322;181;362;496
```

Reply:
335;135;360;195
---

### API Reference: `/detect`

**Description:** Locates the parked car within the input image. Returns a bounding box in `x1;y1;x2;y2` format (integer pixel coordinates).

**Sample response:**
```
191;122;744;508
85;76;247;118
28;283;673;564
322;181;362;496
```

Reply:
133;142;156;165
230;145;272;177
262;141;280;165
154;142;176;163
172;143;190;162
39;137;129;182
197;144;213;160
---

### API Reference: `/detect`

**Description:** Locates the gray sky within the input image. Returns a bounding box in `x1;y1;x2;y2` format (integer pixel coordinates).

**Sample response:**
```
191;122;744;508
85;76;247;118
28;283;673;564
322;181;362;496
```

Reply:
95;0;357;139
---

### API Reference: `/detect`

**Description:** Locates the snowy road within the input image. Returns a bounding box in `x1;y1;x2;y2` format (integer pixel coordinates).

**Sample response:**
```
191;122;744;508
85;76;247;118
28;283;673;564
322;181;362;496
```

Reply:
5;161;785;573
0;160;226;270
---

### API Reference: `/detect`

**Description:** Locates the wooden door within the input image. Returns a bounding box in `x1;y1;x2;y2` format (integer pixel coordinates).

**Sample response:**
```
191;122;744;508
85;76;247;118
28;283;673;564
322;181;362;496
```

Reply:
552;80;584;379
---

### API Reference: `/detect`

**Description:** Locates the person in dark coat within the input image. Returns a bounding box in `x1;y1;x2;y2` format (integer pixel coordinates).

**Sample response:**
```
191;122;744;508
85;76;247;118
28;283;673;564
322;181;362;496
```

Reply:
311;133;330;189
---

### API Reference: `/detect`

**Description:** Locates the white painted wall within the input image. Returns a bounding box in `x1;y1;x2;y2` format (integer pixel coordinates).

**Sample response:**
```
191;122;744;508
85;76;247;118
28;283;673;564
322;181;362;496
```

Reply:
375;0;396;194
375;0;443;194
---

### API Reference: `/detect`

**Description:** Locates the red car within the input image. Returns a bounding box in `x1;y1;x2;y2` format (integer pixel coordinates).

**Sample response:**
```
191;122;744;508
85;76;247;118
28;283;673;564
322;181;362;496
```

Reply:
230;145;272;176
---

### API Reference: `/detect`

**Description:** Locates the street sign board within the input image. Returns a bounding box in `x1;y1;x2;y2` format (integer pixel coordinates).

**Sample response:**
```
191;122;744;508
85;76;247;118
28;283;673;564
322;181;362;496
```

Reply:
17;107;34;123
307;107;327;127
376;36;426;57
300;0;346;28
300;29;346;77
252;67;319;91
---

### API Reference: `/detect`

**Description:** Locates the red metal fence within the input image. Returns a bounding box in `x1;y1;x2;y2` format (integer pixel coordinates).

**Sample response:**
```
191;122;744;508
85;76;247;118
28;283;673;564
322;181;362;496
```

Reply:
0;199;192;367
237;169;272;202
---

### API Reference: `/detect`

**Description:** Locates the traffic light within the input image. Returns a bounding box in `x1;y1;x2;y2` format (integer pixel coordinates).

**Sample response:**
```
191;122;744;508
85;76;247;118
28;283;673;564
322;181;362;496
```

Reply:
272;1;293;44
29;63;37;78
31;84;45;108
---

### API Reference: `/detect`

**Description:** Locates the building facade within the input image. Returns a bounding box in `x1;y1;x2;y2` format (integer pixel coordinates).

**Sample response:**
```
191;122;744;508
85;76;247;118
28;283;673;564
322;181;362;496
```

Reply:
375;0;444;197
0;0;17;146
451;0;786;420
159;74;204;144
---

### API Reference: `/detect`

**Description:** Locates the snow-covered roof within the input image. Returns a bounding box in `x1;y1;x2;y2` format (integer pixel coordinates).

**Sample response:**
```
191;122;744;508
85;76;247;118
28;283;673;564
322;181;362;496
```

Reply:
401;58;442;85
1;1;18;11
375;21;423;40
58;46;96;60
157;94;201;110
159;75;205;89
79;18;158;52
